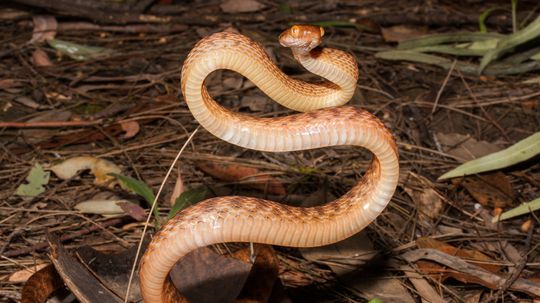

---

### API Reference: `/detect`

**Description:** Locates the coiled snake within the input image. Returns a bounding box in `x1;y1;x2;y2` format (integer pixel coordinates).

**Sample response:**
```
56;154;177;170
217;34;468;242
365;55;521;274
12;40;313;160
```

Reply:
139;25;399;302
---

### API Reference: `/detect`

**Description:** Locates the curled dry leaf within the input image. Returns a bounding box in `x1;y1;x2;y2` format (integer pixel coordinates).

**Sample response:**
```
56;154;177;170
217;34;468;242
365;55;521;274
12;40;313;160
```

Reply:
119;120;140;139
49;156;122;187
32;48;54;67
29;15;57;44
436;132;501;161
196;161;286;195
169;166;185;207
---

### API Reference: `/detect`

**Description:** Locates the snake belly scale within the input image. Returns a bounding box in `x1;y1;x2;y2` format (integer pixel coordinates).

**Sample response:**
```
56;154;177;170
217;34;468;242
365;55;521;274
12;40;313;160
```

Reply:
139;25;399;302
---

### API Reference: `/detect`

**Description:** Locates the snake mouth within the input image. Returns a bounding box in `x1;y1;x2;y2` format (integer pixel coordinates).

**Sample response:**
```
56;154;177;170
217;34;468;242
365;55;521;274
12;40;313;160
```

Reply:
279;25;325;53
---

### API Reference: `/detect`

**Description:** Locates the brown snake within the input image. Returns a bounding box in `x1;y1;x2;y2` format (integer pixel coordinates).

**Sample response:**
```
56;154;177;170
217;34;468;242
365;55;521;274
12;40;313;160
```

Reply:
139;25;399;302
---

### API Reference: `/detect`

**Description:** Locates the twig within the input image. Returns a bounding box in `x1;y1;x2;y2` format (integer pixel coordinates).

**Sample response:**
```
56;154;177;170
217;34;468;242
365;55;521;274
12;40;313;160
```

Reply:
431;59;457;115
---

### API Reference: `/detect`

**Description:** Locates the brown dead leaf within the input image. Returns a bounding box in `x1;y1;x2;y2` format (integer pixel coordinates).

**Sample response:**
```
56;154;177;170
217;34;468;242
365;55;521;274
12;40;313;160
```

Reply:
10;263;49;283
300;232;377;275
29;15;57;44
220;0;265;13
346;272;416;303
119;120;140;139
235;245;279;303
36;122;135;149
456;172;514;208
170;247;252;303
32;48;53;67
436;132;501;161
47;233;124;303
0;79;19;90
21;264;63;303
404;186;443;222
381;25;429;42
416;237;502;279
169;166;186;206
196;161;285;195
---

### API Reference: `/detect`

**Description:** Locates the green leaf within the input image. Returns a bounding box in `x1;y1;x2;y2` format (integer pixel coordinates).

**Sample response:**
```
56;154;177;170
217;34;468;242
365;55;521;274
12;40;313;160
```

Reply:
368;299;383;303
167;187;208;220
15;163;50;197
479;16;540;72
48;39;113;61
478;7;500;33
492;197;540;223
111;173;161;228
438;132;540;180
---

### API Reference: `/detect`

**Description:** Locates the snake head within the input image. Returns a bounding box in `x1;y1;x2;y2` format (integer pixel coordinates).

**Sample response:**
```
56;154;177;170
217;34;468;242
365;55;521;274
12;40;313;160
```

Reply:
279;25;324;54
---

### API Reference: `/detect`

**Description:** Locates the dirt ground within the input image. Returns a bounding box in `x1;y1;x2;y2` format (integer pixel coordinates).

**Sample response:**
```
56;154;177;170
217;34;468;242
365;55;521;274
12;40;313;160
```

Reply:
1;1;539;302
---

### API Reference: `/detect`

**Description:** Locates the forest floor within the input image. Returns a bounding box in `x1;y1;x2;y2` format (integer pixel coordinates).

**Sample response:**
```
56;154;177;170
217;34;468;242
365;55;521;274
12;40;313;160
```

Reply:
1;1;539;302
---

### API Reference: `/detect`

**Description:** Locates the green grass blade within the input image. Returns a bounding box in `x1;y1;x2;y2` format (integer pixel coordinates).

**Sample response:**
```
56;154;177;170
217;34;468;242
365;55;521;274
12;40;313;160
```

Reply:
438;132;540;180
492;197;540;222
167;187;207;220
112;173;161;228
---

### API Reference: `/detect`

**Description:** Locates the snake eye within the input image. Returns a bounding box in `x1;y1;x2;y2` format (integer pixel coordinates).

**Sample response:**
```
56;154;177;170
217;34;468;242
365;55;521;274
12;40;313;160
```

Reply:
291;25;300;35
319;27;325;37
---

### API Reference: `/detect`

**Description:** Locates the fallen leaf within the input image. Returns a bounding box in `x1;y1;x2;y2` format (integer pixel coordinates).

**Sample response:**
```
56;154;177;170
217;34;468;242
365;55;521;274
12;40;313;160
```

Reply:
9;263;49;283
169;166;185;207
15;163;50;197
49;156;122;187
404;186;444;221
74;198;136;218
415;237;502;279
436;132;501;161
170;247;252;303
119;120;140;139
29;15;57;44
196;161;285;195
458;172;514;208
300;232;377;275
235;245;279;303
381;25;429;43
32;48;53;67
220;0;265;13
21;264;63;303
346;273;416;303
48;233;124;302
168;186;207;219
14;96;41;109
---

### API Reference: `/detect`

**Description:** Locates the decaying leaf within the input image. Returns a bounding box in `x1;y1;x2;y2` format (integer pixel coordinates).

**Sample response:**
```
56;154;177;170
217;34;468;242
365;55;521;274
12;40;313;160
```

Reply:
458;172;514;208
415;237;502;278
9;263;49;283
29;15;57;44
48;39;114;61
15;163;50;197
49;156;122;187
196;161;285;195
435;132;501;161
74;198;141;218
32;48;54;67
381;25;429;43
21;264;63;303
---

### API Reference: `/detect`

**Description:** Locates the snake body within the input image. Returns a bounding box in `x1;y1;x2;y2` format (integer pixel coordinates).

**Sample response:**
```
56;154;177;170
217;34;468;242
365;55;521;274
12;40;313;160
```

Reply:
139;26;399;302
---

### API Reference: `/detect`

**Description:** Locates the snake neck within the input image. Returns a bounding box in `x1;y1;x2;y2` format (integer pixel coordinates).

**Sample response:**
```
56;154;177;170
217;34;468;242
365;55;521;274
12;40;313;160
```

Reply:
181;32;358;113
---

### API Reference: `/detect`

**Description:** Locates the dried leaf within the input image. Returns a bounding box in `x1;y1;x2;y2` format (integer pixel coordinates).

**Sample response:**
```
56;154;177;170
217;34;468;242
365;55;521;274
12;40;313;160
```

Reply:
416;237;502;275
50;156;121;187
220;0;265;13
15;163;50;197
29;15;57;44
404;186;443;221
21;264;63;303
74;199;135;218
436;132;501;161
169;167;185;206
196;161;285;195
235;245;279;303
459;172;514;208
32;48;54;67
9;263;49;283
119;120;140;139
493;197;540;223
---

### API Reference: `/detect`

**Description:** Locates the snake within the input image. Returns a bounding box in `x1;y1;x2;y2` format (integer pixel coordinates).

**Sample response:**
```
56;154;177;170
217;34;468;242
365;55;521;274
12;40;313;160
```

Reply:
139;25;399;302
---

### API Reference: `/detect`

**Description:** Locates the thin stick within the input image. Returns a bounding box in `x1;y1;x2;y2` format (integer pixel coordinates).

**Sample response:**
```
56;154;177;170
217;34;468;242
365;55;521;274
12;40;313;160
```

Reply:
124;126;200;303
431;59;457;115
